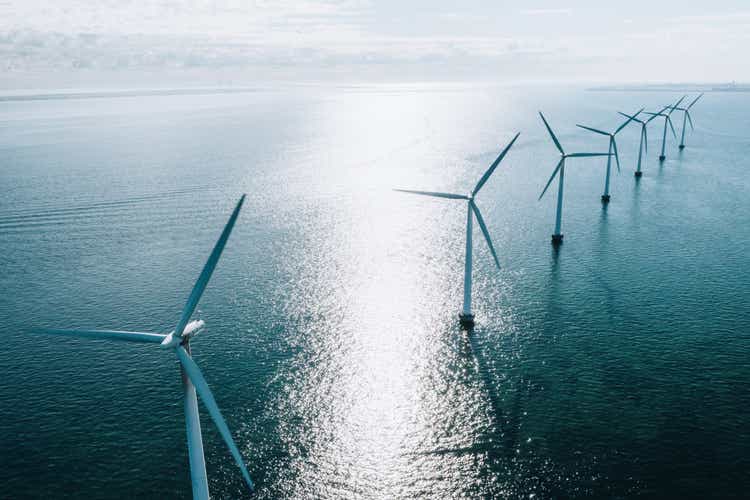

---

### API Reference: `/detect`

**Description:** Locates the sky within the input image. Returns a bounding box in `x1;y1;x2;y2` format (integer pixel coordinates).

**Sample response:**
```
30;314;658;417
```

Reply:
1;0;749;88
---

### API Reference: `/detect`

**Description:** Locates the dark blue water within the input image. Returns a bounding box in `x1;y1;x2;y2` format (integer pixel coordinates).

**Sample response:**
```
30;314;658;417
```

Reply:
1;84;749;498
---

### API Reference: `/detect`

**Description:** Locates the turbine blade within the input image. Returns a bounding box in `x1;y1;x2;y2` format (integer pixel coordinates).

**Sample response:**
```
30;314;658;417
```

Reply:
687;93;704;109
567;152;612;157
612;138;621;172
618;111;644;124
33;328;166;343
174;195;245;338
472;132;520;196
538;158;564;200
176;346;255;493
646;105;670;122
668;96;686;115
539;112;564;154
687;111;694;131
576;124;609;136
393;189;468;200
470;201;500;269
615;108;643;134
642;112;660;117
667;117;677;139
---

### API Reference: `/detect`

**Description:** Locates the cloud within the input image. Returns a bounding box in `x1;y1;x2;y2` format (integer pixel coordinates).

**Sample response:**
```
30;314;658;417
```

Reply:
667;11;750;25
519;8;571;16
0;0;371;36
0;0;573;77
0;1;747;84
0;28;562;73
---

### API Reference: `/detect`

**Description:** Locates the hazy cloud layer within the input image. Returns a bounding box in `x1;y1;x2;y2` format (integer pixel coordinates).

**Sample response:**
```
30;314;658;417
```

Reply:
1;0;749;86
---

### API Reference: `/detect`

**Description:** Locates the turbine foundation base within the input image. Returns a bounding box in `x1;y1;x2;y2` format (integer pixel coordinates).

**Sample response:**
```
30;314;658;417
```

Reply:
679;145;685;150
458;312;475;329
601;194;611;203
551;234;564;245
634;171;643;178
659;155;666;162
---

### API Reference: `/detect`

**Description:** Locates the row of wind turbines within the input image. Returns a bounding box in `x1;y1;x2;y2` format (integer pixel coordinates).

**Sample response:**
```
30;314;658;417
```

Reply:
33;93;704;497
395;94;703;327
539;93;702;243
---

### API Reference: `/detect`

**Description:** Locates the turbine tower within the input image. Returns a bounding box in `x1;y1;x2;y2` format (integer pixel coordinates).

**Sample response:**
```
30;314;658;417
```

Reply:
671;93;704;149
576;108;643;203
34;196;254;500
646;96;685;162
394;132;519;328
538;112;612;245
618;108;664;177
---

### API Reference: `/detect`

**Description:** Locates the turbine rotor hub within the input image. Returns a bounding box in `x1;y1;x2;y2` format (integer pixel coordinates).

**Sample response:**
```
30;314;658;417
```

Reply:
160;319;206;349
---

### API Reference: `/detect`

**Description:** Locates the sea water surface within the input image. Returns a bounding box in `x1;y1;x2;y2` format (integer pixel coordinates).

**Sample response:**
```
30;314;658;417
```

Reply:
1;84;749;499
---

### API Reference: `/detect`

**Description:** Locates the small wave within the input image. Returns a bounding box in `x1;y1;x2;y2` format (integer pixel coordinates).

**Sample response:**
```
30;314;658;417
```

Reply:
0;187;213;228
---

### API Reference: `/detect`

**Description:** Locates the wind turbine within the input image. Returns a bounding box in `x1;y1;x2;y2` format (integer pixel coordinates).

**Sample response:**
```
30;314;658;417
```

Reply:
394;132;519;328
645;96;685;162
671;93;704;149
576;108;643;203
618;107;665;177
538;112;612;245
33;196;254;500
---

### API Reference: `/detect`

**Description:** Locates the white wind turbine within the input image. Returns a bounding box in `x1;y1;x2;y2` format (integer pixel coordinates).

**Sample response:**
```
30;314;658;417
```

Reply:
618;107;665;177
576;108;643;203
394;132;519;327
671;93;704;150
34;196;254;499
538;112;612;245
645;96;685;162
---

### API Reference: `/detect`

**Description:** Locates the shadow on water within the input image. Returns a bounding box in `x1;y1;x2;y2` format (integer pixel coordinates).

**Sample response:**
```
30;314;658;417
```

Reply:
406;323;528;462
598;203;609;244
630;175;642;221
395;247;566;462
587;200;640;327
657;157;666;179
460;247;565;458
438;247;564;457
546;244;563;339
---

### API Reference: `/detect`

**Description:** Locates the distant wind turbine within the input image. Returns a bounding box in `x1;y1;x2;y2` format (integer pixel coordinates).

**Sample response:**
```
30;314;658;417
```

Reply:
671;93;704;149
34;196;253;500
538;112;612;244
394;132;520;327
576;108;643;202
645;96;685;162
618;107;665;177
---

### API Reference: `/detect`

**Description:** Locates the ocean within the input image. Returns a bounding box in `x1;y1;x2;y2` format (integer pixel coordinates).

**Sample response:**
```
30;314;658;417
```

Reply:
1;83;749;498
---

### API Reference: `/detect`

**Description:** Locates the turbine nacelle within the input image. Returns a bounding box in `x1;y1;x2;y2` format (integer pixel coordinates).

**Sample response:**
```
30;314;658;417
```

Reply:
161;319;205;348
